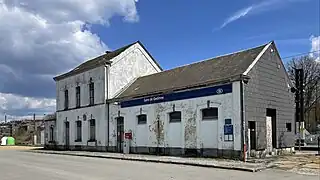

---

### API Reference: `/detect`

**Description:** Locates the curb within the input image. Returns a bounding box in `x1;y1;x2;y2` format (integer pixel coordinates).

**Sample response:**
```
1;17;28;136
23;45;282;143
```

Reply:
26;150;263;172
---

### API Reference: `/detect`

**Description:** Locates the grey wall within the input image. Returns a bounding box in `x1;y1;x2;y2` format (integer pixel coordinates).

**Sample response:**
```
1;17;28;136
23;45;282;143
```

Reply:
244;43;295;149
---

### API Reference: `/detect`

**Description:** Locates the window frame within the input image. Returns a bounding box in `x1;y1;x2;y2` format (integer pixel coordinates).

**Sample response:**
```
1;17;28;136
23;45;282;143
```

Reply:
76;86;81;108
169;111;181;123
286;123;292;132
89;119;96;141
137;114;147;125
89;82;94;105
49;126;54;142
64;89;69;110
75;120;82;142
202;107;218;120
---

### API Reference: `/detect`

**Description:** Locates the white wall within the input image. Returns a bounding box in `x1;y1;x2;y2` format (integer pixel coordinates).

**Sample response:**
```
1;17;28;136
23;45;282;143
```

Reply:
56;66;106;111
56;104;107;146
54;42;163;147
108;43;162;99
109;82;242;151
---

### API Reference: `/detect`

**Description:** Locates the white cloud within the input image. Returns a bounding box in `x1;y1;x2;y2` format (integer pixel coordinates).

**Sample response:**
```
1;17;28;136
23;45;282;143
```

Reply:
220;6;253;29
0;0;139;118
219;0;310;29
310;35;320;62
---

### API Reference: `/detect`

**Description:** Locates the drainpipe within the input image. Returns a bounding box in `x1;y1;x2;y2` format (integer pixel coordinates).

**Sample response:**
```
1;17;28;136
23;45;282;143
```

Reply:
105;64;110;151
240;78;246;162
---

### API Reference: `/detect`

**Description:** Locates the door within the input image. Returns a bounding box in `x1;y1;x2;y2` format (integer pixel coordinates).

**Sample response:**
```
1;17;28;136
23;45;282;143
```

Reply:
116;117;124;153
266;108;277;149
248;121;256;150
65;121;70;150
266;117;272;152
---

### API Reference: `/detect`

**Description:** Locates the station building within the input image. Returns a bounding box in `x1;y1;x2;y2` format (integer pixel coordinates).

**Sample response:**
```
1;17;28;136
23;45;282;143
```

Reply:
50;41;295;159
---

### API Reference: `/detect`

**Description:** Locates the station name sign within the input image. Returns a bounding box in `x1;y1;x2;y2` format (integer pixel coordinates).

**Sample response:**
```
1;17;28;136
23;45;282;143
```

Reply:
120;83;232;108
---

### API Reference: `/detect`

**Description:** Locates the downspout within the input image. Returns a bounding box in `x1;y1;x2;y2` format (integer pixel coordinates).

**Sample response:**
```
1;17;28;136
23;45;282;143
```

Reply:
105;64;110;151
240;79;246;162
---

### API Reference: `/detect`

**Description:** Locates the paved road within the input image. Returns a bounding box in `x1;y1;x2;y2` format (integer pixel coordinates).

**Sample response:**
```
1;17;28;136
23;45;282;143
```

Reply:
0;150;318;180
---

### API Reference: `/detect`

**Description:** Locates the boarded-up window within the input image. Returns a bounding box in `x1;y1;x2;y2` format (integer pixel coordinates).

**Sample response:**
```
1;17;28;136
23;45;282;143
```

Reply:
169;111;181;123
49;126;54;142
202;108;218;120
89;81;94;105
64;90;69;110
76;86;81;108
76;121;82;141
89;119;96;141
137;114;147;124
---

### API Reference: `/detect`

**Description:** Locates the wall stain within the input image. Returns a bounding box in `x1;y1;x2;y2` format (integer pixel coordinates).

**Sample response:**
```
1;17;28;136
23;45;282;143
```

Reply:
184;107;197;148
149;104;170;146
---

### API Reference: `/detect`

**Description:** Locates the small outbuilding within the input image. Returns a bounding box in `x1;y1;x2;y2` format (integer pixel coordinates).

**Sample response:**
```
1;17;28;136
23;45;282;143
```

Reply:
1;137;8;146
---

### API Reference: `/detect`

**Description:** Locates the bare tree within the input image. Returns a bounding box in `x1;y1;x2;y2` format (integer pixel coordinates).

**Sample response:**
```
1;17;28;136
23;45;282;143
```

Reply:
287;55;320;131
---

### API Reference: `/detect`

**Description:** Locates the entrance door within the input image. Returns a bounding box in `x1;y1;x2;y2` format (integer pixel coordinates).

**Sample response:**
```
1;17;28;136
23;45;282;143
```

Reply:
266;108;277;149
116;117;124;153
266;117;272;152
65;121;70;150
248;121;256;150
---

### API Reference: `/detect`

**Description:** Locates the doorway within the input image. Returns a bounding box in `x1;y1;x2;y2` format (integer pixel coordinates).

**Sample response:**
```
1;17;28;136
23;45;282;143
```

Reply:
116;117;124;153
248;121;256;150
266;109;277;149
65;121;70;150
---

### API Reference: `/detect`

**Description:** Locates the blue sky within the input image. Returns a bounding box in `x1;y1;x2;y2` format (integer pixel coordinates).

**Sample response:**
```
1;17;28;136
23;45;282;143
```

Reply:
0;0;319;118
92;0;320;70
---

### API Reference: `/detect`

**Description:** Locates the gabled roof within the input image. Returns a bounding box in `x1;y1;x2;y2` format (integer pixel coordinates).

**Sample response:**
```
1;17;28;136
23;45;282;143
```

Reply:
53;41;162;81
114;42;272;101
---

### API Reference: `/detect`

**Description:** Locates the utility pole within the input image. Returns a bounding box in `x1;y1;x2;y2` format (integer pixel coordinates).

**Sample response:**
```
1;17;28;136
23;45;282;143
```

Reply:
4;113;6;123
295;68;304;151
33;113;36;145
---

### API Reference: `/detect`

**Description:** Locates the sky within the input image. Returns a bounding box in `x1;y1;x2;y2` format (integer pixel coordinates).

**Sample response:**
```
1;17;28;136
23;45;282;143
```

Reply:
0;0;319;120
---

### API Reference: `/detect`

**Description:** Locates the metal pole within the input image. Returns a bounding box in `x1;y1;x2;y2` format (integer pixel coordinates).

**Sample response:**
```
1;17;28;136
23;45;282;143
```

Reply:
300;68;304;151
317;136;320;156
316;81;318;128
33;113;36;145
4;114;6;123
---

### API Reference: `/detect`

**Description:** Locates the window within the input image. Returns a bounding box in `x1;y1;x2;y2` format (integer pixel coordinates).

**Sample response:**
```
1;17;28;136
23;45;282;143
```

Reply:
286;123;292;132
89;119;96;141
89;81;94;105
75;121;82;142
49;126;54;142
137;114;147;124
202;108;218;120
169;111;181;123
76;86;80;108
64;90;69;110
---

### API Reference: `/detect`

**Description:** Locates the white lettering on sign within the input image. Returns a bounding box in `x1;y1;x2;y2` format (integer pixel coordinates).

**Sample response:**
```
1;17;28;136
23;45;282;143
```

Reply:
144;96;164;103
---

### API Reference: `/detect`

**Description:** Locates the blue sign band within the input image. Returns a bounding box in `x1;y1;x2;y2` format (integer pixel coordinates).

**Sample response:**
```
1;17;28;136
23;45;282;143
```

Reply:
120;83;232;108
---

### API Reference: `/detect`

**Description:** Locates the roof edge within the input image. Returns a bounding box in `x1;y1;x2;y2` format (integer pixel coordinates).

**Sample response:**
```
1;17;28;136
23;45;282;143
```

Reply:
243;41;273;75
53;60;111;81
136;41;163;71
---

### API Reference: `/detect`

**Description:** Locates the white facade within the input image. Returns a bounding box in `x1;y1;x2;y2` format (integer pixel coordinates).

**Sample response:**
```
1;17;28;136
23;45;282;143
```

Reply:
54;42;161;149
109;82;242;155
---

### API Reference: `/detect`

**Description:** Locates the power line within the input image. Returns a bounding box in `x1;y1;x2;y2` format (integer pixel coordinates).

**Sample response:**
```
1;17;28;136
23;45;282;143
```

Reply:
281;50;320;60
